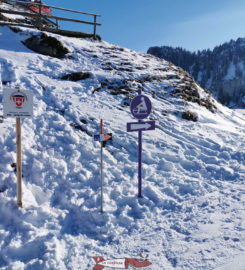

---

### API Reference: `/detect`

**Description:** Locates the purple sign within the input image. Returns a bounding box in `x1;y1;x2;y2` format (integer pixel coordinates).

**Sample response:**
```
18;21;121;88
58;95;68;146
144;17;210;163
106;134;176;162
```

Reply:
94;134;101;141
130;95;152;120
127;120;155;132
127;92;155;198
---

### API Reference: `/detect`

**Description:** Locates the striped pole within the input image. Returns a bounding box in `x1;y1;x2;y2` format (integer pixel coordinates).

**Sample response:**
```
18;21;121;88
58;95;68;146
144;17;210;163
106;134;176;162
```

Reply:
100;119;104;212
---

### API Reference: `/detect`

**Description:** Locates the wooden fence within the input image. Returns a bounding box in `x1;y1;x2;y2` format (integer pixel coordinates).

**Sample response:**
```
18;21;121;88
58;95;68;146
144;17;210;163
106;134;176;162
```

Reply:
0;0;101;38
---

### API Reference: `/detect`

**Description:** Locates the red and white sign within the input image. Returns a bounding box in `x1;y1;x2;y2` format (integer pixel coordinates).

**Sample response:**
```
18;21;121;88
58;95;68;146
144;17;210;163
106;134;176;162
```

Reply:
94;133;112;142
93;119;112;143
3;87;33;118
93;256;152;269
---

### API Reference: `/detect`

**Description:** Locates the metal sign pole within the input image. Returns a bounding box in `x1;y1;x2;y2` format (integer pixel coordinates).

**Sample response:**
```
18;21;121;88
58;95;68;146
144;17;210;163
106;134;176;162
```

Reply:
138;128;143;198
137;88;143;198
100;119;104;213
127;87;155;198
93;120;112;212
16;117;23;208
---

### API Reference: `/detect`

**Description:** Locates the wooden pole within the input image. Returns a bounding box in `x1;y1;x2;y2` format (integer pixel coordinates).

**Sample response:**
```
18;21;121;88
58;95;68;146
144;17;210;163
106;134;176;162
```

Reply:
93;15;97;39
37;2;42;30
16;118;22;208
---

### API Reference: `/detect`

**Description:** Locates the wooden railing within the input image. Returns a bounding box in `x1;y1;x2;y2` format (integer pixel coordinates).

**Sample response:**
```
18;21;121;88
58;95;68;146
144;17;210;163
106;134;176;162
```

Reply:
0;0;101;38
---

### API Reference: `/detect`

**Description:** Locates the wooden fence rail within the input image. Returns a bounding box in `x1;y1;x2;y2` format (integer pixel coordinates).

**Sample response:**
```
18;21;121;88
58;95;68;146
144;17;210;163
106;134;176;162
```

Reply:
0;0;101;38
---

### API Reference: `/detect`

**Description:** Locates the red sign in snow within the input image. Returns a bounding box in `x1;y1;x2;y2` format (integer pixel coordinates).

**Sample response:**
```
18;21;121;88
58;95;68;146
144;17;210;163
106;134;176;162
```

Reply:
93;133;112;142
93;256;152;269
94;120;112;143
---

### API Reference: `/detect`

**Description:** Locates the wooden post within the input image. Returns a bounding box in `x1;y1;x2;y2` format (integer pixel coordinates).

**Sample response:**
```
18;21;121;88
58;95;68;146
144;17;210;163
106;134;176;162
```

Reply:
38;3;42;30
93;15;97;39
16;118;22;208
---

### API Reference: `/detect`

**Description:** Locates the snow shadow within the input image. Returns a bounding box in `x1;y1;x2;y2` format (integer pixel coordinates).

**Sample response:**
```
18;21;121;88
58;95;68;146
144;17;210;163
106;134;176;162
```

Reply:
0;26;32;53
5;237;47;263
60;207;113;242
0;254;7;268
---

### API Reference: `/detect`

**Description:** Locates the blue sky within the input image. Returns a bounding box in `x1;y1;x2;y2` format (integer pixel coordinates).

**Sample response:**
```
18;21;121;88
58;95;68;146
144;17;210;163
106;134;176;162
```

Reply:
49;0;245;53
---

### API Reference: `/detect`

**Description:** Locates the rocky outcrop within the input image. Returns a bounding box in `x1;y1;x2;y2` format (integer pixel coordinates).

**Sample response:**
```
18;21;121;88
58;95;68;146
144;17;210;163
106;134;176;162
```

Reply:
23;33;69;58
60;72;91;81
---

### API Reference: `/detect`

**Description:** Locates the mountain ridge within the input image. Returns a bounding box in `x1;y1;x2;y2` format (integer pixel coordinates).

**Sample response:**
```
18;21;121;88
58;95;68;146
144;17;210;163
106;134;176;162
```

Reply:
147;38;245;108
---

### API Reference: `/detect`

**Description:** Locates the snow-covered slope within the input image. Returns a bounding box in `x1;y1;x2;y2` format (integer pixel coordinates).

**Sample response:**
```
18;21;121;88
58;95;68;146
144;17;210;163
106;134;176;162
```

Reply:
0;25;244;270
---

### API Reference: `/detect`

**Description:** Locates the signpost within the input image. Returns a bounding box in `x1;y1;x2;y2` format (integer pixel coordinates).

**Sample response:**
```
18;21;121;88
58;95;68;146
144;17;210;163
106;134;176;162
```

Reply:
93;120;112;212
3;86;33;207
127;91;155;198
3;88;33;118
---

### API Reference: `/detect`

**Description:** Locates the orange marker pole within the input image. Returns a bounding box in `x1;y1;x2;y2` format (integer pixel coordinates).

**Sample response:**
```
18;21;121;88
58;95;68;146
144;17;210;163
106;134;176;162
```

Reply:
100;119;104;213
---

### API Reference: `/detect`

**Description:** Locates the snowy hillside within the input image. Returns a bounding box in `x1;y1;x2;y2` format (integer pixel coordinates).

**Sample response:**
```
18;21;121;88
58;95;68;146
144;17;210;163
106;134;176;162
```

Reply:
0;24;245;270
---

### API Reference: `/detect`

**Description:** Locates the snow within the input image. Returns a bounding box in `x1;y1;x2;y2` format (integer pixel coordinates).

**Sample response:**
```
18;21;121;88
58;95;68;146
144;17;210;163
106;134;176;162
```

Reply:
224;62;236;81
0;2;27;21
215;253;245;270
0;23;244;270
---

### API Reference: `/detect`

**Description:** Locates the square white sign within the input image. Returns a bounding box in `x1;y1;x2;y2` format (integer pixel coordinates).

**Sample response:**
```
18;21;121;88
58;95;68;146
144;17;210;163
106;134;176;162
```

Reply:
3;87;33;118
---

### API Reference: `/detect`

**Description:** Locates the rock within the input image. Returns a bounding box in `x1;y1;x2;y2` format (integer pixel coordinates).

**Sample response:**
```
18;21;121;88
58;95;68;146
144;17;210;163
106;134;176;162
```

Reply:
182;111;198;122
23;33;69;58
60;72;91;81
